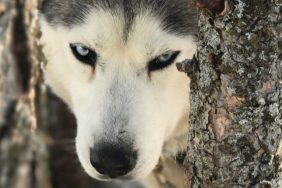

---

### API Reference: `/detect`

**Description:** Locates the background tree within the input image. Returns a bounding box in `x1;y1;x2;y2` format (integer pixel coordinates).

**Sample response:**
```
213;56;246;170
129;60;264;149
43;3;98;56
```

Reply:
0;0;51;188
183;0;282;187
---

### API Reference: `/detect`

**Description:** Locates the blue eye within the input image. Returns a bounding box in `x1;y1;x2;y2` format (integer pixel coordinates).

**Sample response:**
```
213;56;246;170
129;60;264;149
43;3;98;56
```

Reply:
76;45;89;56
148;51;180;72
70;43;97;66
158;52;174;62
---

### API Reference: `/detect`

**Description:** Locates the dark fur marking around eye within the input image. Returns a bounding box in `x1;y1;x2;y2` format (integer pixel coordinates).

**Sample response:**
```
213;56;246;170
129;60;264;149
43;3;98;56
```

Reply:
70;44;97;67
148;51;180;72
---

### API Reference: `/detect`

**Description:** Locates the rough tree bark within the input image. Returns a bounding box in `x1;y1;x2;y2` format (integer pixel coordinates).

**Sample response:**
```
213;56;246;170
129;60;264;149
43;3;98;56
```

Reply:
0;0;51;188
184;0;282;187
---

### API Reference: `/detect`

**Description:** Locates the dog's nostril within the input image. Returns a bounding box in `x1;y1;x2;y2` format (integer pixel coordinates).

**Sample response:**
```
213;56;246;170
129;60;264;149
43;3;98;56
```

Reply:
90;143;137;178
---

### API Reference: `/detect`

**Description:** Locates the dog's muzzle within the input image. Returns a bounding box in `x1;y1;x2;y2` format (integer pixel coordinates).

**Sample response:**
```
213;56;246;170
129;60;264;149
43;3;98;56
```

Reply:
90;142;137;179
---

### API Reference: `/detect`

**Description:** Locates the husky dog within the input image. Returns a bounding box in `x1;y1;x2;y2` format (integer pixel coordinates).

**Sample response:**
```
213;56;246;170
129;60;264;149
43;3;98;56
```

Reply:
40;0;197;187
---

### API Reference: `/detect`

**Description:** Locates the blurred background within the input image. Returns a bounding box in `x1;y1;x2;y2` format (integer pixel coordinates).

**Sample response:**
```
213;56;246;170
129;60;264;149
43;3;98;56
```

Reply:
0;0;143;187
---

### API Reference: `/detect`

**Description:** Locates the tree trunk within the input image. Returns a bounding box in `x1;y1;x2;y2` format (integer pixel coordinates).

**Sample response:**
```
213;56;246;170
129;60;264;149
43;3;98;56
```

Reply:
0;0;51;188
184;0;282;187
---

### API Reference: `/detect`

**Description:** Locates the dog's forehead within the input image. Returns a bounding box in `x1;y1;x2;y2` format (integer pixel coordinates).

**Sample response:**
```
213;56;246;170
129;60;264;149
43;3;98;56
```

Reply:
40;0;198;37
54;9;195;65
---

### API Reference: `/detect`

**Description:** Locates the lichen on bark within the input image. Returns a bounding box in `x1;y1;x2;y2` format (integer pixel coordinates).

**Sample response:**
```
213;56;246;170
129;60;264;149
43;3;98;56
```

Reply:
185;0;282;187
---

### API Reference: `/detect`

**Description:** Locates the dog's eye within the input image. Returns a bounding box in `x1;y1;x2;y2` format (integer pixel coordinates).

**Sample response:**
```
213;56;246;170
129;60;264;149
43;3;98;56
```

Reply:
70;43;97;66
148;51;180;72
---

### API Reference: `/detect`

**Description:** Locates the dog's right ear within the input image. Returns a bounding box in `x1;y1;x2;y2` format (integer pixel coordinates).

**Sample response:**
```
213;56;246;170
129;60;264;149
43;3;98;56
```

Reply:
40;0;47;12
39;0;92;27
38;0;62;24
39;0;64;13
39;0;54;14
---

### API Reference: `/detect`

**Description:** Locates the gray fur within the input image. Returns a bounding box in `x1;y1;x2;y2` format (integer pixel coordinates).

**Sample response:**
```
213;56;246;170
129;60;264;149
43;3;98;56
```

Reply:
102;77;134;136
40;0;198;36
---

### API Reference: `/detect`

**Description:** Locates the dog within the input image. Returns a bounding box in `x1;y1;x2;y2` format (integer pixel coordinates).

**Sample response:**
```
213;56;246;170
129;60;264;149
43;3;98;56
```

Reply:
39;0;197;187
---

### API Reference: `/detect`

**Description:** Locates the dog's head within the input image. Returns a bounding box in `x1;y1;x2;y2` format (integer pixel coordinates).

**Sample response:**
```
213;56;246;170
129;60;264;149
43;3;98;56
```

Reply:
40;0;197;181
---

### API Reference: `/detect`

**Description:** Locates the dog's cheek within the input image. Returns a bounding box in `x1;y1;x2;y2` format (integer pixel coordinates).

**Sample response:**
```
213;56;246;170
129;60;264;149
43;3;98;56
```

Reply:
133;139;163;179
130;122;164;178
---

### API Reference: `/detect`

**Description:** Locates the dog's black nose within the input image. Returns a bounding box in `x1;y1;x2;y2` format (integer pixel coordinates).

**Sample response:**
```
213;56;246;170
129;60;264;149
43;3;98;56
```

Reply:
90;143;137;178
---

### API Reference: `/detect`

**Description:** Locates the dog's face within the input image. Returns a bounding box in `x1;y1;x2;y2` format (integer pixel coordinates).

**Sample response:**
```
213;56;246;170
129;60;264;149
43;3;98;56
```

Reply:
40;0;197;181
